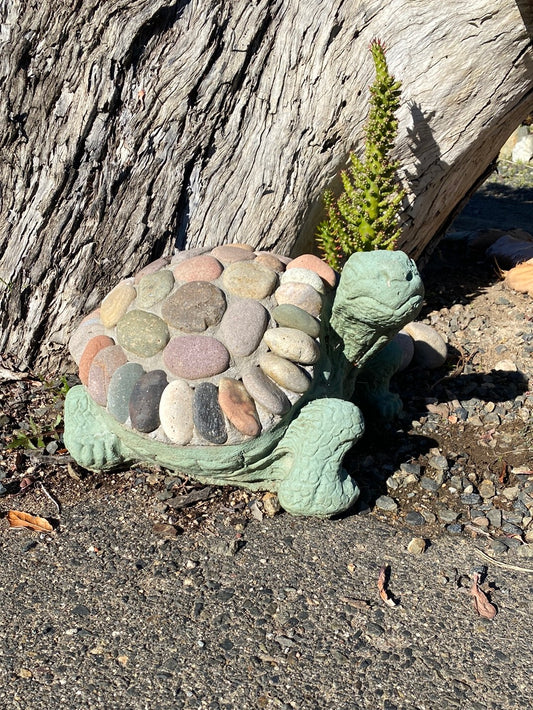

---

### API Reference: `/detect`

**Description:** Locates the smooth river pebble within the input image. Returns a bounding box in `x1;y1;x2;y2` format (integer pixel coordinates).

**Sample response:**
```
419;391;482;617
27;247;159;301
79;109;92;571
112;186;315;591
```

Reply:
259;352;311;393
107;362;145;423
129;370;168;433
79;335;115;385
87;345;127;407
218;377;261;437
173;254;224;282
136;269;175;308
193;382;227;444
218;300;269;357
286;254;337;288
222;261;278;300
274;282;322;317
271;304;320;338
159;380;194;445
116;310;170;357
280;267;326;294
241;366;291;415
163;336;230;379
100;283;137;328
161;281;226;332
263;327;320;364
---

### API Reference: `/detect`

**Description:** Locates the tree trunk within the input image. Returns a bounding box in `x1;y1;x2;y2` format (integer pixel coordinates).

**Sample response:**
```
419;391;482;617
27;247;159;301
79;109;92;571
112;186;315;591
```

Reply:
0;0;531;372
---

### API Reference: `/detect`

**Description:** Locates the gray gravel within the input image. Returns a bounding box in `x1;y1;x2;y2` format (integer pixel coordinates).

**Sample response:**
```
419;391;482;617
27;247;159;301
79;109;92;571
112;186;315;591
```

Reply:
2;497;533;710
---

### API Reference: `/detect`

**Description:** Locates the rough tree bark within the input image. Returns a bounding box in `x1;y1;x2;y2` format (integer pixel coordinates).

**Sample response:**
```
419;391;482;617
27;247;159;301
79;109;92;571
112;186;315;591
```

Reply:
0;0;531;372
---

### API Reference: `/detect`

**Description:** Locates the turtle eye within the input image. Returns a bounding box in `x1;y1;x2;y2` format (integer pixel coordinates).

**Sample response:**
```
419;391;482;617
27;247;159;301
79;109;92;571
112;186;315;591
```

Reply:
406;271;413;281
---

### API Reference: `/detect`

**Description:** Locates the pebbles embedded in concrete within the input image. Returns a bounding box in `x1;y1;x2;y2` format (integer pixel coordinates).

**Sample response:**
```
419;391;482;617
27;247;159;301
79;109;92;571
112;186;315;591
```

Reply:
133;257;170;283
222;261;278;300
87;345;127;407
274;282;322;317
210;245;256;265
100;283;137;328
136;269;175;308
79;335;115;385
173;254;224;283
280;267;326;294
107;362;145;423
286;254;337;288
271;304;321;338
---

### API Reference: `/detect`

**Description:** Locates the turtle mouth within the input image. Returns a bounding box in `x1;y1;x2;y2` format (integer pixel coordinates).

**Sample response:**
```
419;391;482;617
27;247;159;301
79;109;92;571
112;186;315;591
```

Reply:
352;289;424;329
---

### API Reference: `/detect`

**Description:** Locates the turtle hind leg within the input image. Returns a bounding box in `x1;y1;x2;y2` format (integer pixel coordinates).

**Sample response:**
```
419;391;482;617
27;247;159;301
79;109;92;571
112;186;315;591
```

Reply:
64;385;126;470
275;399;363;517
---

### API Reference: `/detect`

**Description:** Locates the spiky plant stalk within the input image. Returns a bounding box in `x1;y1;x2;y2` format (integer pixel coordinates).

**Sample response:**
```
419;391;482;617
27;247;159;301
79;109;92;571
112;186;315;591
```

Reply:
317;40;405;271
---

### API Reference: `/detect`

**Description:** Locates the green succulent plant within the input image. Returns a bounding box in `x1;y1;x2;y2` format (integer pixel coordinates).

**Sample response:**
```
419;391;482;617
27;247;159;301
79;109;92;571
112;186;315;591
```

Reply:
317;40;405;270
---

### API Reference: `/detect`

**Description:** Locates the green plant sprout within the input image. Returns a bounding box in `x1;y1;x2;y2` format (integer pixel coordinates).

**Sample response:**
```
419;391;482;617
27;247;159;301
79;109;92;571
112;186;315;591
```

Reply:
317;39;405;270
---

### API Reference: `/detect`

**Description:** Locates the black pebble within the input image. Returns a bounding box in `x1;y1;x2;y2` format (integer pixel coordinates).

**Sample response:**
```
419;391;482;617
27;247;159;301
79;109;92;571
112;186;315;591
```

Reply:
193;382;227;444
129;370;168;432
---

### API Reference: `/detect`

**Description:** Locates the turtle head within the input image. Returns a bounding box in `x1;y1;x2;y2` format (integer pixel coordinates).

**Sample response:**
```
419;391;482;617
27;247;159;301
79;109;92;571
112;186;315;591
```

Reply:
330;250;424;365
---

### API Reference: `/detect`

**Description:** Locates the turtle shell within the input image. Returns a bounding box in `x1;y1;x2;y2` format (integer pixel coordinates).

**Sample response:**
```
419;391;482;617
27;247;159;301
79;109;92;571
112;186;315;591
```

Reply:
69;244;337;446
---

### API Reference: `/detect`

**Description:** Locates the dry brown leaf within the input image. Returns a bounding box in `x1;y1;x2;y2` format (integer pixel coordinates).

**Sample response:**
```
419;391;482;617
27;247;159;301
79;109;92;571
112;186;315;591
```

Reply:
7;510;54;533
378;565;398;607
470;572;497;619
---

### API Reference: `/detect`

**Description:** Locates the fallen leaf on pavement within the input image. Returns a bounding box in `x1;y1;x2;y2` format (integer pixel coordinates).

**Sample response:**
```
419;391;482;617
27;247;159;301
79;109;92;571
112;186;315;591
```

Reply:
378;565;398;607
470;572;497;619
7;510;54;532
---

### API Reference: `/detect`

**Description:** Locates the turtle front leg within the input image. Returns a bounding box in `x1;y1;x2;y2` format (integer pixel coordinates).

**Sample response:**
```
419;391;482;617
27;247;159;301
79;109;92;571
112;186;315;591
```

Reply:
64;385;130;470
355;338;404;420
275;399;363;517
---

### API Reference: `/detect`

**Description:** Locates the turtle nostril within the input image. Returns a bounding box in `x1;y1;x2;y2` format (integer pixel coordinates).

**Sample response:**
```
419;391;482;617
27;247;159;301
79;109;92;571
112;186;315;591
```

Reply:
406;271;413;281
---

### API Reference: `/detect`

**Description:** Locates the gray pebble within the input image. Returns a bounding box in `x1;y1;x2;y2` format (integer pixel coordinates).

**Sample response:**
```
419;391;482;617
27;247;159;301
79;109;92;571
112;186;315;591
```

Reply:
501;522;523;536
405;511;425;526
486;509;502;528
375;495;398;512
461;493;482;506
400;463;421;477
490;539;508;554
428;454;448;471
437;507;460;523
446;523;463;534
420;477;440;492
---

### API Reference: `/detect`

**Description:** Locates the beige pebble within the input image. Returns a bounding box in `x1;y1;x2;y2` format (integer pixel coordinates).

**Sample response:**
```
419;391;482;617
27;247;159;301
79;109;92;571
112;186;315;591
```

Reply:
280;267;326;294
407;537;426;554
263;327;320;364
274;282;322;317
100;283;137;328
159;380;194;445
259;352;311;393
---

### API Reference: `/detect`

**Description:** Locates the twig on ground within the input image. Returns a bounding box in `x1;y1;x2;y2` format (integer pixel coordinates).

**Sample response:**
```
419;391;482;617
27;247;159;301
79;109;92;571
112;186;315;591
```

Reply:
475;548;533;573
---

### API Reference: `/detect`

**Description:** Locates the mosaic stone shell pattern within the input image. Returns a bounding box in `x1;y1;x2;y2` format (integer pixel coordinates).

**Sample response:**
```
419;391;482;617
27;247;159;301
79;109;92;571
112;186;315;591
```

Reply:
69;244;337;447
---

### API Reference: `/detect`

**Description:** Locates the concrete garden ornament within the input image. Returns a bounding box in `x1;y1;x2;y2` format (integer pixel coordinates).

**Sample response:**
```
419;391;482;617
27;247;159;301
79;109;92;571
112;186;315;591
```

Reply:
64;244;424;516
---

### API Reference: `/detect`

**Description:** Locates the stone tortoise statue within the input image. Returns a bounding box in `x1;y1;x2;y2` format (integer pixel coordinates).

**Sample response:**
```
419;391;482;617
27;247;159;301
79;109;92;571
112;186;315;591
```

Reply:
64;244;424;517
